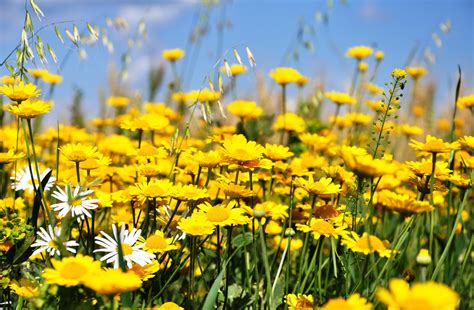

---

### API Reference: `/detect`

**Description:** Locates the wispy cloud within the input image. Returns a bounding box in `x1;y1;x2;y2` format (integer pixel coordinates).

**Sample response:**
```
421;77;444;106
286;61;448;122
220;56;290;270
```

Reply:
119;1;196;26
358;1;390;22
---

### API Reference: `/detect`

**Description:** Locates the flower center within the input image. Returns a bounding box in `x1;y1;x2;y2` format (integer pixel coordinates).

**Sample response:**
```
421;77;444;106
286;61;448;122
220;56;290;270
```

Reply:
48;239;58;248
206;206;231;223
119;243;134;256
60;262;87;279
144;185;164;198
295;299;313;309
146;235;168;250
70;199;83;207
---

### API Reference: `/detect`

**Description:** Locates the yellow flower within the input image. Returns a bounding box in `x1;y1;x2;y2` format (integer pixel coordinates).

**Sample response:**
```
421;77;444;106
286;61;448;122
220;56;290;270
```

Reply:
272;236;303;252
189;150;222;168
456;94;474;109
198;201;249;227
107;96;130;107
320;293;372;310
269;67;302;85
296;218;348;240
284;293;314;310
342;232;394;257
325;91;356;105
1;75;19;85
0;149;24;164
346;45;373;60
120;114;170;132
375;190;433;214
405;66;428;79
374;50;384;60
245;201;288;220
162;48;185;62
9;279;39;299
80;154;111;171
131;143;168;160
458;136;474;151
186;89;221;102
83;268;142;295
340;146;395;178
274;112;305;133
376;278;459;310
154;302;184;310
60;143;100;163
406;158;451;177
221;63;247;76
347;112;372;125
42;73;63;84
142;230;177;254
264;143;294;161
130;179;174;201
42;254;102;287
177;213;215;236
220;134;265;167
391;68;407;79
171;184;209;201
365;100;385;113
367;83;384;96
6;100;52;119
129;260;162;281
399;124;423;137
28;68;49;79
296;75;310;87
295;176;341;198
0;81;41;102
217;182;256;199
358;61;369;72
409;135;459;154
227;100;263;119
171;92;188;103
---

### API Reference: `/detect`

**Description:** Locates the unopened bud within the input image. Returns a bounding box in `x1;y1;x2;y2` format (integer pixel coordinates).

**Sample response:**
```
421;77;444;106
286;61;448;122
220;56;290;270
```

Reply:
416;248;432;265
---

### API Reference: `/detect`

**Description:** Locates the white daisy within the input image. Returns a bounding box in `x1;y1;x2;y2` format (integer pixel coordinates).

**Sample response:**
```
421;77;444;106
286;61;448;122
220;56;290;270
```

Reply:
50;184;99;221
11;166;56;193
30;225;79;256
94;224;155;269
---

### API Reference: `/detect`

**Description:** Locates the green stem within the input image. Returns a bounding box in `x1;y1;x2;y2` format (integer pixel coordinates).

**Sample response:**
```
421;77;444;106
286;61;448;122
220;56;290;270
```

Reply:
258;219;273;307
431;189;470;280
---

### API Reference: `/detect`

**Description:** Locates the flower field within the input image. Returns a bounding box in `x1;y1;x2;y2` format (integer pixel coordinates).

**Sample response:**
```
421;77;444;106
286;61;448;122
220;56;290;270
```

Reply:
0;1;472;309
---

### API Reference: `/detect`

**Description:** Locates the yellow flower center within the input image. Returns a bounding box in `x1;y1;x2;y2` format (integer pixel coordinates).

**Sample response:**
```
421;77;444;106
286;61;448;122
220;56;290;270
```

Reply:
144;185;164;198
146;235;168;250
48;239;58;248
60;262;87;279
206;206;231;223
295;299;313;309
424;140;446;152
119;243;134;256
69;151;86;162
71;199;83;207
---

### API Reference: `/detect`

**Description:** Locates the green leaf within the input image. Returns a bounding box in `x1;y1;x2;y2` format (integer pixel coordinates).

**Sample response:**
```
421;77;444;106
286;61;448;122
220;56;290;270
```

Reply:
30;170;52;230
231;232;253;248
202;260;226;310
10;230;35;265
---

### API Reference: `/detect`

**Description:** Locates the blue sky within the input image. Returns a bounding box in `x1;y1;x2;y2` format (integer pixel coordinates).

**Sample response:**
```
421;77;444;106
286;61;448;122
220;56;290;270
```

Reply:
0;0;473;123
